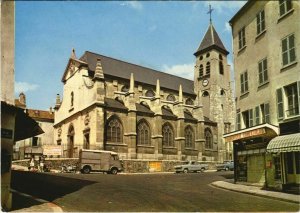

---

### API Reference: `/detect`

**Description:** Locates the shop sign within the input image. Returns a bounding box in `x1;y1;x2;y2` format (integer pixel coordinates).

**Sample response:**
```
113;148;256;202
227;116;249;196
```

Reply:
225;128;266;142
43;145;62;156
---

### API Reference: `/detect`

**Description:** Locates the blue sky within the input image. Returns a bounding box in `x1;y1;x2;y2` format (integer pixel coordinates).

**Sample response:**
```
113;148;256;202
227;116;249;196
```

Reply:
15;1;246;110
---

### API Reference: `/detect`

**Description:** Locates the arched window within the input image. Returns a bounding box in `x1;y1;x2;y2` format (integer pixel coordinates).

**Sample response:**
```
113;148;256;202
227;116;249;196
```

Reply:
220;89;225;96
206;53;210;58
219;61;224;75
106;116;123;143
162;123;175;147
145;90;155;97
205;128;213;149
206;62;210;76
185;98;194;105
184;126;194;148
121;85;129;92
67;125;75;158
167;94;176;102
137;120;151;145
202;91;209;97
199;64;204;78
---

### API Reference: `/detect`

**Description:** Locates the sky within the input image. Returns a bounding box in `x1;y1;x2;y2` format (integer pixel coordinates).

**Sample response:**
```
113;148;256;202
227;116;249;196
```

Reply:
15;1;246;110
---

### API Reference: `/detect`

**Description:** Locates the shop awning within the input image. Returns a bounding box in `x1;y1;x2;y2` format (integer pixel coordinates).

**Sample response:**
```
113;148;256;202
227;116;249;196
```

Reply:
267;133;300;153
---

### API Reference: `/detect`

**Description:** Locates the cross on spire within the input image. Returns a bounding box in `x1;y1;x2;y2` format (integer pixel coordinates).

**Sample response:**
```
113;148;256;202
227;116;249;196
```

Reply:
207;3;214;23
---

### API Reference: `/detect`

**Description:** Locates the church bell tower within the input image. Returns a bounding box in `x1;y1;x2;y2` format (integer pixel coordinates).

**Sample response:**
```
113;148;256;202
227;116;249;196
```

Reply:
193;6;235;161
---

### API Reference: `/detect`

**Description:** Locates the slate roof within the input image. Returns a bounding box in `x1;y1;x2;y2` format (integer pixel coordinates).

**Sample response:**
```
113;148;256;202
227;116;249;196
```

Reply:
162;107;177;120
104;98;128;111
80;51;195;96
184;111;197;122
136;103;154;116
194;23;229;56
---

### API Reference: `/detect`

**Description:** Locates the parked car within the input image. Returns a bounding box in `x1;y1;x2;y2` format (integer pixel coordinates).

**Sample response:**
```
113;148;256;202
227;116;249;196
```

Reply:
79;149;123;174
216;160;234;171
174;161;209;173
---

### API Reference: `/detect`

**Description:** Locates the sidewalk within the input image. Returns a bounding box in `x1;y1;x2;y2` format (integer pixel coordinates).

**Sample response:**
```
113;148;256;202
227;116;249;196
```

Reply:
211;179;300;204
10;189;63;212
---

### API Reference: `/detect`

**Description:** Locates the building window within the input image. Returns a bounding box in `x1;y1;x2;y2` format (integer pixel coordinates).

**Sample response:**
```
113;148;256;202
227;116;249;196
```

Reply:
261;103;270;123
206;62;210;76
145;90;155;97
238;27;246;49
137;120;151;146
240;71;248;94
279;0;292;17
106;117;123;143
184;126;194;148
70;92;74;107
32;137;38;146
242;109;253;128
258;58;268;85
185;98;194;105
205;128;213;149
236;113;241;130
274;156;281;180
121;85;129;92
285;83;299;117
255;106;260;125
199;64;204;78
219;61;224;75
276;88;284;120
206;53;210;58
162;123;175;147
166;94;176;102
83;133;90;149
256;10;265;35
282;34;296;66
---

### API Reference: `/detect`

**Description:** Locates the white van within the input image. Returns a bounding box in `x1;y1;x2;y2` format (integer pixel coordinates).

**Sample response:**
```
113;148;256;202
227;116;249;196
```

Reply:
79;149;123;174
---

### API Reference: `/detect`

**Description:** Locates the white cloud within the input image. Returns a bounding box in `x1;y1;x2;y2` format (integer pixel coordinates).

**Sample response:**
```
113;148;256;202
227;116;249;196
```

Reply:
162;63;194;80
204;1;247;14
224;22;231;33
120;1;143;10
15;81;39;94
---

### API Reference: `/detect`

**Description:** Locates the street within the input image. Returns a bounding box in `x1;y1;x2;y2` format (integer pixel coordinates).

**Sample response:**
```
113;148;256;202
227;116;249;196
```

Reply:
11;171;299;212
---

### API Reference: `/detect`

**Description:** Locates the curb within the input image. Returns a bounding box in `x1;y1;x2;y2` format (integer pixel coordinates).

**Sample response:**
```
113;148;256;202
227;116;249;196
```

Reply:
11;189;63;212
211;181;299;204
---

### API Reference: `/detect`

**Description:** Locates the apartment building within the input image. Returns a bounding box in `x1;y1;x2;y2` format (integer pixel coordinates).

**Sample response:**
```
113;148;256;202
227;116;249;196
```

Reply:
224;1;299;191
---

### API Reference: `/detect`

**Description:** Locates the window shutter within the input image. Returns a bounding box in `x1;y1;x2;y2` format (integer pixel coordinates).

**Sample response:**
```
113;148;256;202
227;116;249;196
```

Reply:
265;103;270;123
259;62;263;85
276;88;284;120
249;109;253;127
255;106;260;125
245;72;248;92
263;59;268;82
240;74;244;94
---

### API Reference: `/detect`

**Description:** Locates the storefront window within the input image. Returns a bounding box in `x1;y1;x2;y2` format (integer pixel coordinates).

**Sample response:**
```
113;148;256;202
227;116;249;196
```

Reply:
273;156;281;180
286;152;294;174
295;152;300;174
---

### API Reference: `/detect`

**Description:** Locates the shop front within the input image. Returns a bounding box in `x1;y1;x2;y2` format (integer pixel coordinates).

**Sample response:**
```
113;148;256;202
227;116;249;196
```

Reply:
224;124;279;186
266;132;300;191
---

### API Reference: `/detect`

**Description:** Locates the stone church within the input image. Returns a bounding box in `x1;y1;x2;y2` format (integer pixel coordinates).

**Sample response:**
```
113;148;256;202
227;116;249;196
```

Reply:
53;22;235;162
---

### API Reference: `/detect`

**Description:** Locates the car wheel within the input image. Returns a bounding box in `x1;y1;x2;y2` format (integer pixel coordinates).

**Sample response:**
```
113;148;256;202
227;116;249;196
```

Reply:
225;167;229;171
110;167;118;175
200;168;205;172
183;169;188;173
82;166;91;174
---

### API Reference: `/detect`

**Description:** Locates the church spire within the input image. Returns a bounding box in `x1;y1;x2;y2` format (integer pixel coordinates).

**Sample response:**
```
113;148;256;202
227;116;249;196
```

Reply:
71;48;77;59
155;79;160;98
94;58;104;80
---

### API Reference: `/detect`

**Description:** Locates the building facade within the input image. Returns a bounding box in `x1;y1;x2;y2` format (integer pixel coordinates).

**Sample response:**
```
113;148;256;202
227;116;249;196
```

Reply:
14;93;55;160
54;22;235;162
225;0;300;191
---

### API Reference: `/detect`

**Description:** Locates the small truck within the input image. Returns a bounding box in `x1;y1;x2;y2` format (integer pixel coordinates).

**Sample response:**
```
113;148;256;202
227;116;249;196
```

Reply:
174;160;209;173
79;149;123;174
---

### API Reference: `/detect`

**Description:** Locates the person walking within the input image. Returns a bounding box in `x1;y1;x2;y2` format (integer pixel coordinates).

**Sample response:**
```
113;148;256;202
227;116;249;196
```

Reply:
29;158;35;171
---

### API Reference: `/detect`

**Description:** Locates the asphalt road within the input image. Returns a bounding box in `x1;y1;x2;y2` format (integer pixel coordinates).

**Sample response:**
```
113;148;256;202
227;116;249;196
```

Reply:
11;171;299;212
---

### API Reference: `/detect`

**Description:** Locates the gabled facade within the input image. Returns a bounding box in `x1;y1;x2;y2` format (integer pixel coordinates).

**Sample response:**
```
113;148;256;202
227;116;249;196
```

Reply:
53;22;234;162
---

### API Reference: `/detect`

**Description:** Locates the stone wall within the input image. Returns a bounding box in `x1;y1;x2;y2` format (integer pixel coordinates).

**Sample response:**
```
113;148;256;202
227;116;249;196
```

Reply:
13;159;217;173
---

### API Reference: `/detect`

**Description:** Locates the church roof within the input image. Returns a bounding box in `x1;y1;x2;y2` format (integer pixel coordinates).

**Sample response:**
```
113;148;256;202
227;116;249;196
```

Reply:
80;51;195;96
194;23;229;56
